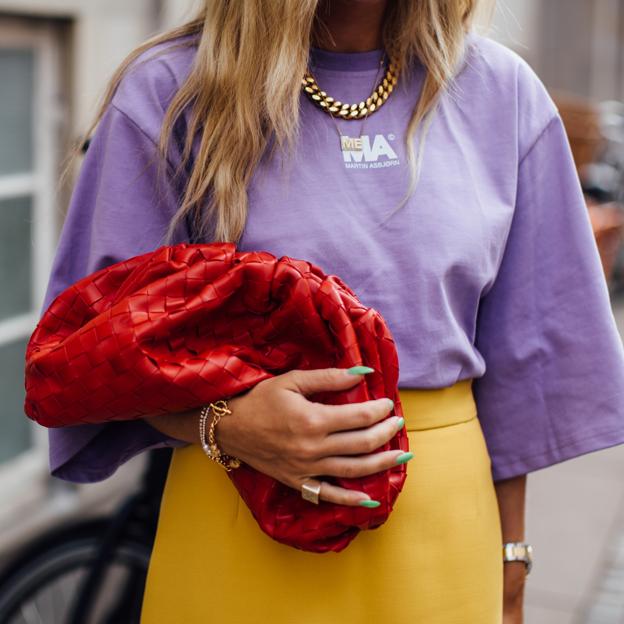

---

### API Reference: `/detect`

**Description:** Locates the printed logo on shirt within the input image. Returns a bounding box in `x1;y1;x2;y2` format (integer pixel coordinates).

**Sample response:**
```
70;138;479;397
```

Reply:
342;133;400;170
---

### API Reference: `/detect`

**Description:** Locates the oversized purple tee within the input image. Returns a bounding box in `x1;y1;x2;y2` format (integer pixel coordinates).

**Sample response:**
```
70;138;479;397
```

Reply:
39;31;624;483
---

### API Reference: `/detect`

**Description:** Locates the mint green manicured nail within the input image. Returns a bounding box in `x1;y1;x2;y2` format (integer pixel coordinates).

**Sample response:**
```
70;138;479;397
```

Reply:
395;417;405;430
359;499;381;508
395;452;414;465
346;365;375;375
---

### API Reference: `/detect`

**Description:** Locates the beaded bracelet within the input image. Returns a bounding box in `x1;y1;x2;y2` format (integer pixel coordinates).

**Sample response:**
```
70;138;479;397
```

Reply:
199;399;241;471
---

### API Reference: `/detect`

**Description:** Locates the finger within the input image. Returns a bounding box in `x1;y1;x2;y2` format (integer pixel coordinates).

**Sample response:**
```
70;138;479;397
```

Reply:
284;366;373;397
316;415;403;457
314;449;412;480
315;396;395;434
312;480;378;507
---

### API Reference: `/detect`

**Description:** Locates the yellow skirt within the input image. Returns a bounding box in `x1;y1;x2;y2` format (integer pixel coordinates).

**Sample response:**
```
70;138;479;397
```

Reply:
141;380;503;623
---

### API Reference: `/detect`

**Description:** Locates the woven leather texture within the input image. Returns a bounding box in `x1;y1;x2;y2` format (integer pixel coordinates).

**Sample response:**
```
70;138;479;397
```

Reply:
24;242;408;552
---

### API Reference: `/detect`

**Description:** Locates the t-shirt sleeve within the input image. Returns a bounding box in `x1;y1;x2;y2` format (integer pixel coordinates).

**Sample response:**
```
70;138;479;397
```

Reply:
473;110;624;482
41;101;192;484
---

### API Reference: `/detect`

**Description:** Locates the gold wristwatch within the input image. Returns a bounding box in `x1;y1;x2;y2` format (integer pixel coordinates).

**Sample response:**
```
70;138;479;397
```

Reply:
502;542;533;575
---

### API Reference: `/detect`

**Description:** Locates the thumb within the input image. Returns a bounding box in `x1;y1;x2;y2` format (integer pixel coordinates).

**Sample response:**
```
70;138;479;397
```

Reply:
284;366;374;397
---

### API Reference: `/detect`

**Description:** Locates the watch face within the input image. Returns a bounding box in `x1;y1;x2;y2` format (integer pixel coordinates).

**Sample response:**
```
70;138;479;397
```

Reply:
502;543;532;574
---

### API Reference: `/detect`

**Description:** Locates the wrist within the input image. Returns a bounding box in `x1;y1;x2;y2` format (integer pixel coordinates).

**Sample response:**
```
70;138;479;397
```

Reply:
214;397;242;457
210;395;245;458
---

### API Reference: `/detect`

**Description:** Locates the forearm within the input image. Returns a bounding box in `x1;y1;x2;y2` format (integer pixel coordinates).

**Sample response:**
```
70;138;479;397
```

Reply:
495;473;526;541
142;408;203;445
142;394;246;449
494;473;527;616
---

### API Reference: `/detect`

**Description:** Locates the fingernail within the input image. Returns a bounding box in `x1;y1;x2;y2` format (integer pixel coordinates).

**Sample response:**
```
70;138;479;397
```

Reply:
358;499;381;508
395;452;414;465
385;398;395;410
346;366;375;375
395;417;405;430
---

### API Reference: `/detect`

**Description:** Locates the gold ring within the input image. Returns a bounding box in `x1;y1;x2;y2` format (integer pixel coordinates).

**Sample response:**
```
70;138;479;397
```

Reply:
301;478;323;505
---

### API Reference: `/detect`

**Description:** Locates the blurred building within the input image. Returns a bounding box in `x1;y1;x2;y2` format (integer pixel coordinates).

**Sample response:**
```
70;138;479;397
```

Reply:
492;0;624;101
0;0;197;557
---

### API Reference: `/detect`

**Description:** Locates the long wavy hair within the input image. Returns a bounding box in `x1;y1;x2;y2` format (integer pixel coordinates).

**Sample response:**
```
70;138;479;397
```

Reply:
64;0;495;244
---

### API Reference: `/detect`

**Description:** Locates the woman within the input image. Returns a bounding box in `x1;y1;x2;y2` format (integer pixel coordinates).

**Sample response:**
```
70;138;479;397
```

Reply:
38;1;624;622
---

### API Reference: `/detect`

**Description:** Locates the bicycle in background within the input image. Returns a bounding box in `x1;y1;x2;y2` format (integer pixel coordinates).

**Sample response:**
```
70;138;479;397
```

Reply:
0;448;172;624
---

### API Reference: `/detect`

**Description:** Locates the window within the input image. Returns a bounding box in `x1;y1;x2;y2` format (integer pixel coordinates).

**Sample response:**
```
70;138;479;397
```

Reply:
0;19;63;516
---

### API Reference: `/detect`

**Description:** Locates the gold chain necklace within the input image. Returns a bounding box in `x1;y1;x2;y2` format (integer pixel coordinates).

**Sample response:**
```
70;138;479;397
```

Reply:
302;57;399;119
301;53;400;153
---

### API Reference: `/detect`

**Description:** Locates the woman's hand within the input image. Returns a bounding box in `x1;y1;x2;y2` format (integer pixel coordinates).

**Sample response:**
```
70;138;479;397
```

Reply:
212;367;409;506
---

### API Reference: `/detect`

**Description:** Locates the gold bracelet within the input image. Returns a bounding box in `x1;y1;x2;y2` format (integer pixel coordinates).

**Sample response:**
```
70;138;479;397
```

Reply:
199;400;241;471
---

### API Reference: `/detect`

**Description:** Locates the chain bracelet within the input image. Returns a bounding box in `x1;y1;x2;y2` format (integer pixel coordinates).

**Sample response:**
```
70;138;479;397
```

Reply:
199;400;241;471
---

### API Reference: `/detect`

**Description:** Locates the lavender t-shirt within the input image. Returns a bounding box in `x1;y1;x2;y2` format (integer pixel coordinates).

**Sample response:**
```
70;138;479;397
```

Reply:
39;31;624;483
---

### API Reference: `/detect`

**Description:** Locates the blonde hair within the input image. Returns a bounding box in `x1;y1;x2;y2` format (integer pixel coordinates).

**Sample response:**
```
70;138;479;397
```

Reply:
65;0;495;244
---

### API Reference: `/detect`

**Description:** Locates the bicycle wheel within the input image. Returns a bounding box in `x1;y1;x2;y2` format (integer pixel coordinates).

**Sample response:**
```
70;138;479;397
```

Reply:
0;520;150;624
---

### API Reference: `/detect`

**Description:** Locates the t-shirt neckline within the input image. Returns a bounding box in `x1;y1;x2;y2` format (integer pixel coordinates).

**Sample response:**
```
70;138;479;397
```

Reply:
308;46;386;72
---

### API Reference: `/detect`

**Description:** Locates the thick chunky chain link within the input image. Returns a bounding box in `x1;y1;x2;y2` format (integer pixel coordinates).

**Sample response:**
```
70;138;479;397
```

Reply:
301;58;400;120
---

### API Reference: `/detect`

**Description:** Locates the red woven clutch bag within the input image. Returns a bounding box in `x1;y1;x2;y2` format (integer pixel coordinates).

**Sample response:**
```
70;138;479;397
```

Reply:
24;242;409;553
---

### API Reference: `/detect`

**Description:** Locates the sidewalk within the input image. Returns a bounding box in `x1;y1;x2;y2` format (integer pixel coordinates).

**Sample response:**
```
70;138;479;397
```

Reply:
524;293;624;624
